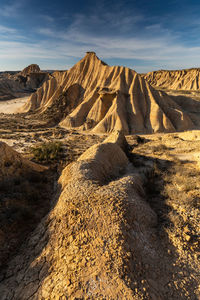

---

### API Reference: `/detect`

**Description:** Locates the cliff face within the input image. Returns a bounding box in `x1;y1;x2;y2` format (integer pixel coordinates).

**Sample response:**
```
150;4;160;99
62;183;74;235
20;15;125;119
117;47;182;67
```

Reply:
19;53;196;134
144;68;200;90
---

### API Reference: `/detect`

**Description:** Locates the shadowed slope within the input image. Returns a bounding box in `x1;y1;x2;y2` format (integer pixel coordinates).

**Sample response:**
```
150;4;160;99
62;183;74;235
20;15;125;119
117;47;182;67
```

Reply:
19;53;195;134
0;142;52;272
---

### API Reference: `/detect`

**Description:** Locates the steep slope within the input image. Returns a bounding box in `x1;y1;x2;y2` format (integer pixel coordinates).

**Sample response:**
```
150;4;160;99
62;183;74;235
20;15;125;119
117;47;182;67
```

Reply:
20;70;68;113
0;132;198;299
19;52;195;134
0;64;49;101
0;142;53;271
144;68;200;90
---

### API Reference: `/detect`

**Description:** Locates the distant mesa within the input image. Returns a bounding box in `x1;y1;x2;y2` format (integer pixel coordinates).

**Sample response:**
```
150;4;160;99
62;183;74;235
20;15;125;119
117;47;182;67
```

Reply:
18;52;200;134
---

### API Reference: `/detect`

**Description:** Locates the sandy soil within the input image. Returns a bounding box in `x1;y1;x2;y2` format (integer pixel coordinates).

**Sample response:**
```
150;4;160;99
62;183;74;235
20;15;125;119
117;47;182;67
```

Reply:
0;96;29;114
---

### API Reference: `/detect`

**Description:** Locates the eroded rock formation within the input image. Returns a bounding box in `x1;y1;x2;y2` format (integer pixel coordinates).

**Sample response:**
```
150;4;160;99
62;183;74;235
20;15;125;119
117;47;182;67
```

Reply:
19;52;196;134
144;68;200;90
20;64;41;77
0;64;49;101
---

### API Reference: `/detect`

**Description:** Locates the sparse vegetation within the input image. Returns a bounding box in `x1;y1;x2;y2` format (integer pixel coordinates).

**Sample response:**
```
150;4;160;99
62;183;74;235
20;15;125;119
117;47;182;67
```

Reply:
31;141;63;162
150;144;169;153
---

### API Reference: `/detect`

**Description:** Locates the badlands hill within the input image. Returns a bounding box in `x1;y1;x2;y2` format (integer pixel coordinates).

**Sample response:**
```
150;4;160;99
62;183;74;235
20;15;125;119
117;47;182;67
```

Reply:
0;64;49;101
144;68;200;90
19;52;200;134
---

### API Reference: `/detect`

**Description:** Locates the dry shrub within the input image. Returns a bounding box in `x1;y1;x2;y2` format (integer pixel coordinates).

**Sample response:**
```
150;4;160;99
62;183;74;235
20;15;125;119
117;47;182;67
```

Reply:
31;141;63;162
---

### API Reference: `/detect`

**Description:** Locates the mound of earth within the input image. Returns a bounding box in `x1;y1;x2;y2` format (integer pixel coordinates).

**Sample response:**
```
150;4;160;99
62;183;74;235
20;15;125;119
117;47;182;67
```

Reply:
0;64;50;101
0;142;53;272
0;132;198;299
19;52;196;134
144;68;200;91
0;141;43;178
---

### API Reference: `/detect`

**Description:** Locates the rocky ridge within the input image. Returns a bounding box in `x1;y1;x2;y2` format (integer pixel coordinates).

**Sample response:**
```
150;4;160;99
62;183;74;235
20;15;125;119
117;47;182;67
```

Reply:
0;132;199;299
144;68;200;90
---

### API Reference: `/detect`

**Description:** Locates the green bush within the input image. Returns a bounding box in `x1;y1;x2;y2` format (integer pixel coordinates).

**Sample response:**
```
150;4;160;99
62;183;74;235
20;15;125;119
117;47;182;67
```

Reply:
31;141;63;162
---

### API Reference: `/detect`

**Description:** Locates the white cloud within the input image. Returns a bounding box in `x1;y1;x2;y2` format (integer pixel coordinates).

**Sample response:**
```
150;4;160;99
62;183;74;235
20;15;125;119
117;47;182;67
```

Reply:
0;25;17;34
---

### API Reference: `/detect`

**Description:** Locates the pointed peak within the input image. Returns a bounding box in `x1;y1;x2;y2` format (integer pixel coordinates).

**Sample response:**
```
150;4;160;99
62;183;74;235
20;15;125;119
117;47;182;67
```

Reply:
84;51;99;60
83;51;108;66
86;51;96;55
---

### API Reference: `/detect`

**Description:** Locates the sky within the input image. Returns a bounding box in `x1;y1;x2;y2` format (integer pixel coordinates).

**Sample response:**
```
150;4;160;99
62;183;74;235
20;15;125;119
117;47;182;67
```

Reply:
1;0;200;72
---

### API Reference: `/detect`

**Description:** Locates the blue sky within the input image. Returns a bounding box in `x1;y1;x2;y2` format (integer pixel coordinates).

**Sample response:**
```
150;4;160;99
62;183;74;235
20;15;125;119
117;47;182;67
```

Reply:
1;0;200;72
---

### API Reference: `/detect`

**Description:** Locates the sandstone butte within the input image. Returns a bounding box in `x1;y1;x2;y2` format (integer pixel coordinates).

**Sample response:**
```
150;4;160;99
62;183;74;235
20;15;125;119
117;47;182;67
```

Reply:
144;68;200;90
20;64;41;77
18;52;199;134
0;64;49;101
1;131;198;299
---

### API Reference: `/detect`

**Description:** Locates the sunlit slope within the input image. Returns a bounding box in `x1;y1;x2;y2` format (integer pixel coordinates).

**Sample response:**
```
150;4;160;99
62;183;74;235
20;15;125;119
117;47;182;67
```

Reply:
144;68;200;90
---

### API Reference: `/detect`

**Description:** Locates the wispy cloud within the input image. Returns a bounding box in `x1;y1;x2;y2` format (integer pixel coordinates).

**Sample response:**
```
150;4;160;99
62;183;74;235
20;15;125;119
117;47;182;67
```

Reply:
1;2;200;72
0;0;23;17
35;11;200;71
39;15;55;23
0;25;17;34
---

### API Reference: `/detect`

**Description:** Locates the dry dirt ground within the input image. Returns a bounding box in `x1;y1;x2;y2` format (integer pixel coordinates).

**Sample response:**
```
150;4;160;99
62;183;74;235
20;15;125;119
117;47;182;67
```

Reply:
0;99;199;298
0;96;29;114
